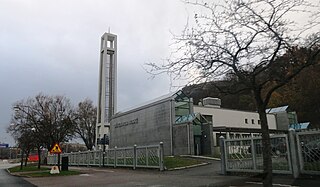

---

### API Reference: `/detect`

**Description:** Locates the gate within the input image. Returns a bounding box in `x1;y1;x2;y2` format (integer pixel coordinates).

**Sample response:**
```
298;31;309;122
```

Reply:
296;130;320;175
222;134;292;174
220;129;320;177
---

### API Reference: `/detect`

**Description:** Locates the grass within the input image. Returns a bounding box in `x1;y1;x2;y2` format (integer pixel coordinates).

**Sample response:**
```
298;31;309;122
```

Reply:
8;165;50;173
164;156;204;169
8;164;82;177
21;170;82;177
304;161;320;171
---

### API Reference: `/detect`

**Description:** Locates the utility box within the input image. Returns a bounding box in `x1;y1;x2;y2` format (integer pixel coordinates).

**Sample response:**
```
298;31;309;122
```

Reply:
61;156;68;171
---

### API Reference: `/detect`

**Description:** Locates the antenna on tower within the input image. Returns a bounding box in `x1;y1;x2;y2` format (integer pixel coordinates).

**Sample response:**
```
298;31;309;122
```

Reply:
108;27;111;33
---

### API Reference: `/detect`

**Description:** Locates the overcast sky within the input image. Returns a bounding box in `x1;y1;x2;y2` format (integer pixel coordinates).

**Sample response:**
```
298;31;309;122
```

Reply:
1;0;318;146
0;0;192;145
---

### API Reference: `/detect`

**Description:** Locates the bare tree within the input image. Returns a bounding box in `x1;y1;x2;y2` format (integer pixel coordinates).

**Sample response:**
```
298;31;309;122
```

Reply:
147;0;319;186
74;99;97;150
8;93;76;169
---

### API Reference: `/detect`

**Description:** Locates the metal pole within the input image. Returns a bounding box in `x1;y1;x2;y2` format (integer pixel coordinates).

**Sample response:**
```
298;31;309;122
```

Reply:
159;142;164;171
251;137;257;171
133;144;137;170
114;146;117;168
219;136;226;175
103;136;106;167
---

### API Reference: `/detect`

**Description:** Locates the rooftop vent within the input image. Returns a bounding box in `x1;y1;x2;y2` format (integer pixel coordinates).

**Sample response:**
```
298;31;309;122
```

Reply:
202;97;221;108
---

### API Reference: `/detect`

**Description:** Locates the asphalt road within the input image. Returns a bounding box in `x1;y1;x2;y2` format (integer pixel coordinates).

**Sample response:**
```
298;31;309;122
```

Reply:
3;158;320;187
24;159;247;187
0;160;36;187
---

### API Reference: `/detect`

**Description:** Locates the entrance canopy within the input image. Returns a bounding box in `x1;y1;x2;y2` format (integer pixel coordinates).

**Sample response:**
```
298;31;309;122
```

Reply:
175;113;209;126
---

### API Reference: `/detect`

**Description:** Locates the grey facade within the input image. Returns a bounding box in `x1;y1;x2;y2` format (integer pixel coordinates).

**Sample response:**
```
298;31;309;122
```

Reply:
266;106;298;130
110;95;173;155
110;91;211;156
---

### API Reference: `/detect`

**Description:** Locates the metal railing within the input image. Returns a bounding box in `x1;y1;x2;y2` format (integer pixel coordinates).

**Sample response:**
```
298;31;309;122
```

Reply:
296;129;320;175
221;134;291;174
47;142;164;171
220;128;320;177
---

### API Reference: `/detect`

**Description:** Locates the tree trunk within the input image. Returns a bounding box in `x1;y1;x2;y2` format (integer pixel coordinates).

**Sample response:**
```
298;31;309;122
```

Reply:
37;147;41;169
24;150;29;167
20;149;24;170
258;106;273;187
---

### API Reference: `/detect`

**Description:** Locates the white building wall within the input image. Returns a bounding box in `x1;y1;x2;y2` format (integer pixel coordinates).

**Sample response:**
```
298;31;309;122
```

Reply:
194;105;277;151
194;106;277;130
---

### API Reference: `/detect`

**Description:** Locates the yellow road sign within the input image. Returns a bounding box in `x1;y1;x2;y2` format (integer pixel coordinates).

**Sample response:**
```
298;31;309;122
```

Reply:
50;143;62;154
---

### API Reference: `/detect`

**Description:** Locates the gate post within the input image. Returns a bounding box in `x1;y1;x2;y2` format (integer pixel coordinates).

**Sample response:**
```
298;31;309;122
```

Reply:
288;128;300;178
159;142;164;171
114;146;117;168
251;138;257;171
219;136;226;175
133;144;137;170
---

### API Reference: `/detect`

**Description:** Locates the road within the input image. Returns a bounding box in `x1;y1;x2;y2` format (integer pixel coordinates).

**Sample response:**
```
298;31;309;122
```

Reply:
0;160;36;187
24;160;247;187
4;158;320;187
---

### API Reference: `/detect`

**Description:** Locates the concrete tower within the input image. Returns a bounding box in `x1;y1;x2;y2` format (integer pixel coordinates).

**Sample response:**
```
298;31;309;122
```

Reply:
96;33;117;148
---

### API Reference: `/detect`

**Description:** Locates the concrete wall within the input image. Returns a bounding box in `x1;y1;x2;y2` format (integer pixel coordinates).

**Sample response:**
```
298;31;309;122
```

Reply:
110;100;173;155
172;124;194;155
201;124;214;156
194;106;277;130
275;112;290;130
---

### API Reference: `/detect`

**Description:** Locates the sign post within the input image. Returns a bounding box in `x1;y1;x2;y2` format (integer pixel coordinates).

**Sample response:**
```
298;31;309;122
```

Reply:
49;143;62;174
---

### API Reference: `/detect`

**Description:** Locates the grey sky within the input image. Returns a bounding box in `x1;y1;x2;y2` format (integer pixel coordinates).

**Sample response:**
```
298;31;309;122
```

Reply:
1;0;318;146
0;0;190;145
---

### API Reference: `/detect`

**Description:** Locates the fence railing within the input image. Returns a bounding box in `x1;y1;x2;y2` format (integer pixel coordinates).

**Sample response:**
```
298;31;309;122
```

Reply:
221;134;292;174
47;143;164;171
296;129;320;175
220;128;320;178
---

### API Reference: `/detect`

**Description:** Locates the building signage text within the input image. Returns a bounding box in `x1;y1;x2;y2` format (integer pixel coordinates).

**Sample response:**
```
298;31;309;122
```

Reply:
115;118;138;128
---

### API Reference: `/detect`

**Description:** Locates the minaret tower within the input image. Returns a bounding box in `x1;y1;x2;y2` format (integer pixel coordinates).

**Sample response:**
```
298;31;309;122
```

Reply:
96;33;117;148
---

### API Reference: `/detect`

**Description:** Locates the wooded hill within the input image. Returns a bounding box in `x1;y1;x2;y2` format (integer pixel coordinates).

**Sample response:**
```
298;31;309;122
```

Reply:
183;63;320;128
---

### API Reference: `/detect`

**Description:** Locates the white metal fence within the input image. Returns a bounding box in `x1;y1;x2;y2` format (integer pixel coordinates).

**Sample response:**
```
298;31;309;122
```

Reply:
296;129;320;175
220;129;320;177
47;143;164;171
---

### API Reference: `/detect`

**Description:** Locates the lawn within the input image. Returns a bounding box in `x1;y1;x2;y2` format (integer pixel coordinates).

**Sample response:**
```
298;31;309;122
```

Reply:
8;165;50;173
164;156;205;169
20;170;82;177
8;165;82;177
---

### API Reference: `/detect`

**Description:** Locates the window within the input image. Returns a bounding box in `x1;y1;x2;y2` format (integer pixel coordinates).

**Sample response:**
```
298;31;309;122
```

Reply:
258;120;261;125
252;119;255;124
245;118;248;124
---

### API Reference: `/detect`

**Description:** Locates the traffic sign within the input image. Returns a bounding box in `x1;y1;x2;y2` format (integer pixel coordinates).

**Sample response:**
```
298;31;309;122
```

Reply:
50;143;62;154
